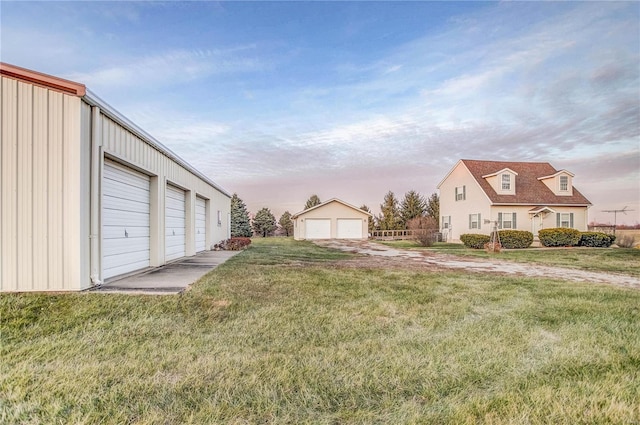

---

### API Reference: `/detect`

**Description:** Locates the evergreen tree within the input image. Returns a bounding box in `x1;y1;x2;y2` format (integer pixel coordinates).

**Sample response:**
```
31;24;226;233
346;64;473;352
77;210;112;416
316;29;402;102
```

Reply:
230;193;252;237
304;194;321;210
425;192;440;222
278;211;294;237
378;191;401;230
400;190;426;228
360;204;376;234
252;207;276;237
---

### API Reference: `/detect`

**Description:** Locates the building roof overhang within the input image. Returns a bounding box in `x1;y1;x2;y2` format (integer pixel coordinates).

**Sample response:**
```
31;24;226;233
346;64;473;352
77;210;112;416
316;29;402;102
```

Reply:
1;62;86;96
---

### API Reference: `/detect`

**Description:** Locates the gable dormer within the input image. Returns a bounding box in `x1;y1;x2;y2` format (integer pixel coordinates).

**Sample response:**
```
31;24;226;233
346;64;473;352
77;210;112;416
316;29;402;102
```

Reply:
481;168;517;195
537;170;574;196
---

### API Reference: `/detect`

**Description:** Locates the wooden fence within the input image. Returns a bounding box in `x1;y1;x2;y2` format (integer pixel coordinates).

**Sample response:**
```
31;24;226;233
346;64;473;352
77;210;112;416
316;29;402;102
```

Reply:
370;229;442;241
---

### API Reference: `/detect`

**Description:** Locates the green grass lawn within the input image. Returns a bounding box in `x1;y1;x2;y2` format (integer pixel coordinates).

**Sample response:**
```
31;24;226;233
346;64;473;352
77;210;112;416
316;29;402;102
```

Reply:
2;238;639;424
380;239;640;277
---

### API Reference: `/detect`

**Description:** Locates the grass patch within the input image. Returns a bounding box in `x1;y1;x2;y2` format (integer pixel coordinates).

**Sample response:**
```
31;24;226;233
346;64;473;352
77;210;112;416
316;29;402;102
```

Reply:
2;238;639;424
379;239;640;277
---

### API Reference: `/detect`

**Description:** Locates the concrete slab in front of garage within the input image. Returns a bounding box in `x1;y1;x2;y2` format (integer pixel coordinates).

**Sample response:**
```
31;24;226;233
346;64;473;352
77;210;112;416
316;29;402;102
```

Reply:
91;250;240;295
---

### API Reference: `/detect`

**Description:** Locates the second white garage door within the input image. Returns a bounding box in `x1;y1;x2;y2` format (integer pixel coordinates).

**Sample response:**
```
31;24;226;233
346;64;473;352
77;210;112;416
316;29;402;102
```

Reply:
336;219;363;239
305;219;331;239
195;197;206;252
165;185;186;261
102;161;151;279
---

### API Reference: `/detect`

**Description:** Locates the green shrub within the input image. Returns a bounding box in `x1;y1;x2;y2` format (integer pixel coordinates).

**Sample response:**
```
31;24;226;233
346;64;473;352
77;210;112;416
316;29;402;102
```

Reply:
538;228;581;247
498;230;534;249
460;233;491;249
579;232;614;248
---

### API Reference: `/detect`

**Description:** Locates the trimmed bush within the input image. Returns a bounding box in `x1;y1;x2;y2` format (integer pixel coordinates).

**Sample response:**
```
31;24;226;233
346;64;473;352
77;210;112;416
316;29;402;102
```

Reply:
538;228;581;247
460;233;491;249
498;230;534;249
579;232;614;248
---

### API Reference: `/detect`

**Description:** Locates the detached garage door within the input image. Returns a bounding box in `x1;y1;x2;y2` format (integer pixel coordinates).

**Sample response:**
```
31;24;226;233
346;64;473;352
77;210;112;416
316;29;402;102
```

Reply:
165;185;186;261
305;219;331;239
103;161;151;279
337;219;363;239
195;197;206;252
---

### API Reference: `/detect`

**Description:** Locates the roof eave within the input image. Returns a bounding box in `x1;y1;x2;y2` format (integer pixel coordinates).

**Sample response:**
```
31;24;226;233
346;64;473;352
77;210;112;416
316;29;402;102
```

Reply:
0;62;86;96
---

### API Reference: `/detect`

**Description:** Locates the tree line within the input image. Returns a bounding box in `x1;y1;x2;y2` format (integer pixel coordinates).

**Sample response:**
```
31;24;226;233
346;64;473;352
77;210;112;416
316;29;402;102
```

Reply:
230;191;439;238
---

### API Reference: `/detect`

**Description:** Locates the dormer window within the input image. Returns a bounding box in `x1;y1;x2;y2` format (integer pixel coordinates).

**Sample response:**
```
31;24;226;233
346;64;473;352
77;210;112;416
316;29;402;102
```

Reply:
538;169;574;196
502;174;511;191
559;175;568;192
482;168;517;195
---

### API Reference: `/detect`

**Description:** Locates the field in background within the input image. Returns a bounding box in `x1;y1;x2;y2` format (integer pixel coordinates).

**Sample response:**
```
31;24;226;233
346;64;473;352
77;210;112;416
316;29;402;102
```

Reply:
2;238;639;424
380;240;640;277
615;229;640;246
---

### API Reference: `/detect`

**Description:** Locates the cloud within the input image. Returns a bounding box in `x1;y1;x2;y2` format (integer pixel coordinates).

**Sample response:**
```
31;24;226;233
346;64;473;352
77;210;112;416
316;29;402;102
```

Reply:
67;47;263;90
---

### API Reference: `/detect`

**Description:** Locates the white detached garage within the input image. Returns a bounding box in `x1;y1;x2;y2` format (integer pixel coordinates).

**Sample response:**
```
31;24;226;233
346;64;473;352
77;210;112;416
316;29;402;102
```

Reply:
0;63;231;292
292;198;372;241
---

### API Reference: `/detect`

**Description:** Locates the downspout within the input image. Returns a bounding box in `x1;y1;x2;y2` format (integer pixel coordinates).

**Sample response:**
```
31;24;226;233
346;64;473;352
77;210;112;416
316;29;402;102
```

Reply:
90;106;102;286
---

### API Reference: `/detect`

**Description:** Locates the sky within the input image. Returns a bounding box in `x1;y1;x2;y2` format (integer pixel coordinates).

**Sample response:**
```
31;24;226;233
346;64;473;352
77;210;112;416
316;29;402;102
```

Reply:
2;1;639;225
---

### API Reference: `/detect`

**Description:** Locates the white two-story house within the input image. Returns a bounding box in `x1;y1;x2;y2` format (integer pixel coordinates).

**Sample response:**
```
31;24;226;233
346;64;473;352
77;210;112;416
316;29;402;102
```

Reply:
437;159;592;242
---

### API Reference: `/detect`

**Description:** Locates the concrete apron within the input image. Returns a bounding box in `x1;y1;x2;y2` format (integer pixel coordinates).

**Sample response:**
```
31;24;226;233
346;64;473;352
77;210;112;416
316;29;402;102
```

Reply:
92;250;240;295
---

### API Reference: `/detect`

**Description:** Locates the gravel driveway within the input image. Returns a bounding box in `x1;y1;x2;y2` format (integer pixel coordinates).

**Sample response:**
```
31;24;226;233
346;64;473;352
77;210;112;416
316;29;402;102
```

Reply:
314;240;639;290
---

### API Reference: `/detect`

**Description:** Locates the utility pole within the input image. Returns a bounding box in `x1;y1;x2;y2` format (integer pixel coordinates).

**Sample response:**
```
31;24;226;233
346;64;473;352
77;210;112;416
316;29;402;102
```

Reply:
601;206;634;233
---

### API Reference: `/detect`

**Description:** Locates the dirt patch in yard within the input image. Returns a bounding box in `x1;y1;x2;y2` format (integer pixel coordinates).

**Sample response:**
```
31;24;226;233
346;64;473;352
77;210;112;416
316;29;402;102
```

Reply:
314;240;640;290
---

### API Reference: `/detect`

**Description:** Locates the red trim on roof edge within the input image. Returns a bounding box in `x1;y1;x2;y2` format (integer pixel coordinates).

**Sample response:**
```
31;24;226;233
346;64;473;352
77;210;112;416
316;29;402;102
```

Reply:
0;62;86;97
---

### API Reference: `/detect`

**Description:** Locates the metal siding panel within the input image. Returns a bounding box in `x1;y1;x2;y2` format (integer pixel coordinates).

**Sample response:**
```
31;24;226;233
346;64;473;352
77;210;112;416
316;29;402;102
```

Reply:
63;95;82;290
18;82;34;290
32;86;49;290
48;91;64;289
0;77;3;289
1;77;18;290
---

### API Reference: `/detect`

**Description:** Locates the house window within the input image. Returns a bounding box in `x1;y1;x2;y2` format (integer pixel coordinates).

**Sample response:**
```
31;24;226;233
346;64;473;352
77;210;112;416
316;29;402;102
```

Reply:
558;213;573;228
217;210;222;226
559;176;568;191
469;213;481;229
441;216;451;229
455;186;466;201
502;174;511;190
498;212;517;229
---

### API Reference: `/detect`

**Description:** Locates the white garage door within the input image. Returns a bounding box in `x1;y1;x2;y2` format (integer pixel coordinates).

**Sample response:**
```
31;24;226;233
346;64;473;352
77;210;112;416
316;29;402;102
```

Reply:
195;197;206;252
165;185;186;261
305;219;331;239
337;219;363;239
102;161;151;279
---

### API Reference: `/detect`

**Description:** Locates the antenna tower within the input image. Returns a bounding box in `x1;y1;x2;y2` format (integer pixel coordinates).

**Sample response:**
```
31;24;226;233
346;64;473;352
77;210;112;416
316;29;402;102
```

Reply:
601;206;634;232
